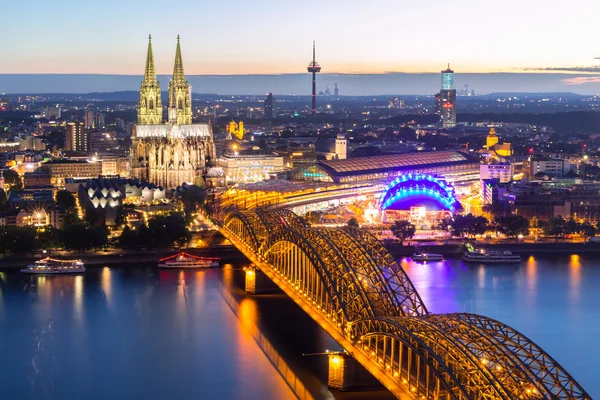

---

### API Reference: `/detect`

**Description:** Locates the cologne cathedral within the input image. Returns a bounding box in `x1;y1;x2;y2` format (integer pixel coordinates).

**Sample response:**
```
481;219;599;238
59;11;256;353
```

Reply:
130;35;216;189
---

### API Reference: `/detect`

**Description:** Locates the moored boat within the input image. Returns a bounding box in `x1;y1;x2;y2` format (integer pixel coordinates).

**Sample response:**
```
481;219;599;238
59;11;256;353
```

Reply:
463;248;521;263
158;252;220;268
21;258;86;274
411;252;444;262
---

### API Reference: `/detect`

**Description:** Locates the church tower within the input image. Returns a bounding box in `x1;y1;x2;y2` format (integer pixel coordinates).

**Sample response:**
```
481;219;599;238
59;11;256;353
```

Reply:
137;35;163;124
168;35;193;125
486;124;499;149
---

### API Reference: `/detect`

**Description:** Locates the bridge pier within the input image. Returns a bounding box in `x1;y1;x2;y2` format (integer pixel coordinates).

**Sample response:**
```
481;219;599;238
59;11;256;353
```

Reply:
328;353;383;392
244;265;278;295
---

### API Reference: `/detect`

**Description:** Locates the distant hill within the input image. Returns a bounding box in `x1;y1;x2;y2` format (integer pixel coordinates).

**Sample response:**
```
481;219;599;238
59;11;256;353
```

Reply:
2;73;600;95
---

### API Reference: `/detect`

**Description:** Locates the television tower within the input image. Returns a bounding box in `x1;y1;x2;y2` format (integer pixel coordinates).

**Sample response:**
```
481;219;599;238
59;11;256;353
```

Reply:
307;41;321;115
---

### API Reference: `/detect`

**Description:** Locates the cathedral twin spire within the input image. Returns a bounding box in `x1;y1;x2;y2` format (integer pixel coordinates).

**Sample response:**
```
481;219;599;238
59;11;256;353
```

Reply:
137;35;192;125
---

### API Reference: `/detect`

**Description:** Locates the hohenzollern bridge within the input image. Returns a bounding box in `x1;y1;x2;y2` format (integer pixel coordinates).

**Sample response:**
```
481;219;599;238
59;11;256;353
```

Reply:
215;208;590;400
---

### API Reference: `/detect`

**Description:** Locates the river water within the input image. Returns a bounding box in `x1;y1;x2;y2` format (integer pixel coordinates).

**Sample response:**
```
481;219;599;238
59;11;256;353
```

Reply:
0;254;598;399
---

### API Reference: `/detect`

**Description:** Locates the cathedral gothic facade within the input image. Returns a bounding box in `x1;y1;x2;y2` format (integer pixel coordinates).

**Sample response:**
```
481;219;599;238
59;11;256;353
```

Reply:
130;35;216;189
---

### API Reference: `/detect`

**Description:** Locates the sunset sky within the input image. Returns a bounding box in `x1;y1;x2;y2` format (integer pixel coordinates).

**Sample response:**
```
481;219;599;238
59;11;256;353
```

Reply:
4;0;600;75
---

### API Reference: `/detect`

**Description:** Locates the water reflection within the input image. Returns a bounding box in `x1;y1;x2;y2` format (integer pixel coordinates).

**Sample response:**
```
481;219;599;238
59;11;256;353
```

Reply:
100;267;112;309
569;254;581;302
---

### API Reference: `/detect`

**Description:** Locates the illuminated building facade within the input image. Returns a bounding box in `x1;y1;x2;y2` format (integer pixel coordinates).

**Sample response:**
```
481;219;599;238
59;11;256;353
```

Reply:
66;122;90;152
486;125;499;149
130;35;216;189
217;152;285;184
228;120;244;140
439;64;456;128
44;159;102;187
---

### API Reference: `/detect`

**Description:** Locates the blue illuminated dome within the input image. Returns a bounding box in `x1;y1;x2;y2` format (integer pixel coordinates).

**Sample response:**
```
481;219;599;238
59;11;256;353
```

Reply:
378;173;461;212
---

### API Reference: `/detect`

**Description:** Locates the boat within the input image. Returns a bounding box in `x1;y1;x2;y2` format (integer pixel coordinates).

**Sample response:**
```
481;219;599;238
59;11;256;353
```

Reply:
411;252;444;262
21;258;85;274
463;248;521;263
158;252;220;268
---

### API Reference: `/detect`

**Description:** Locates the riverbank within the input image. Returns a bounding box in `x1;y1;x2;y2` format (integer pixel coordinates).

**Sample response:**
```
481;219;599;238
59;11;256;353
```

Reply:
385;241;600;256
0;246;248;269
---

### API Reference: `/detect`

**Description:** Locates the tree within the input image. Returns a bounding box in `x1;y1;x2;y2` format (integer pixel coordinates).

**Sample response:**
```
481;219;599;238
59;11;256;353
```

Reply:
37;226;63;250
0;189;6;207
449;214;488;238
543;216;566;240
564;218;581;236
347;217;360;229
61;209;82;228
580;222;597;242
0;226;39;254
55;190;76;211
530;216;540;236
494;215;530;239
390;220;416;245
304;211;321;225
2;169;22;191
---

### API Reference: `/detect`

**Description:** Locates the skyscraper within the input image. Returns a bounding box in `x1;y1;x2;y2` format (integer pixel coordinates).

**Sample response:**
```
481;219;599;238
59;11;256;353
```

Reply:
130;35;216;189
264;93;276;120
306;41;321;115
85;109;95;129
439;64;456;128
66;122;90;152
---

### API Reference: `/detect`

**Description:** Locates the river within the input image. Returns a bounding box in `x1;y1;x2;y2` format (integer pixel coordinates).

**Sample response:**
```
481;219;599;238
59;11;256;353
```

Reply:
0;253;598;399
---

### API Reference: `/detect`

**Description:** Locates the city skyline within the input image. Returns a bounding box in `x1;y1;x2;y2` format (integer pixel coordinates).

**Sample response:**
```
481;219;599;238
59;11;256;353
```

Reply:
4;0;600;76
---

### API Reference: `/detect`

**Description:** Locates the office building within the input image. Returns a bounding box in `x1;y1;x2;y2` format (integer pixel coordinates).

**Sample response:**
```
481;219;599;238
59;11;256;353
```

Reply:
439;64;456;128
530;157;571;177
44;159;102;187
264;93;276;120
40;106;61;119
66;122;90;152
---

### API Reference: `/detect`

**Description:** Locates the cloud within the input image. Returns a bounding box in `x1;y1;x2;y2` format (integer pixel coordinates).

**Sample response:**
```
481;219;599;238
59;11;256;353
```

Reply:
561;76;600;85
523;65;600;73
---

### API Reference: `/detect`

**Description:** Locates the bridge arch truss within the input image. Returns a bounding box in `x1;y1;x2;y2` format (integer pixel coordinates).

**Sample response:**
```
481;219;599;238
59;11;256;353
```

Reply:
219;209;590;400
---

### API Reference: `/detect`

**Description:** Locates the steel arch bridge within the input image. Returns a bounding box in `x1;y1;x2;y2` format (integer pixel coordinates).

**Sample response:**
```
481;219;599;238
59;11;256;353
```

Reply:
218;209;590;400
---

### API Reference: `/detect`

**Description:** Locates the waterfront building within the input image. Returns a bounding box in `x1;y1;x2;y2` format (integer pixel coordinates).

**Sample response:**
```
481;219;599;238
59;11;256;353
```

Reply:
66;122;90;152
78;177;166;226
130;35;216;189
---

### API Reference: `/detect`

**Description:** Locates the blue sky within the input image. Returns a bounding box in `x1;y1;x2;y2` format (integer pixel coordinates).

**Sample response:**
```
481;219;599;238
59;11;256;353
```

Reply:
4;0;600;75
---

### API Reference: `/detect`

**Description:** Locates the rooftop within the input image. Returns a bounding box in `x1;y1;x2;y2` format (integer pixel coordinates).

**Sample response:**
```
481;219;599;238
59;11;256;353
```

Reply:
317;151;476;177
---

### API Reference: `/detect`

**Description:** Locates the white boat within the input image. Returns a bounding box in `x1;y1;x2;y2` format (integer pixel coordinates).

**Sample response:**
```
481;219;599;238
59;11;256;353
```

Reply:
158;252;220;268
463;249;521;263
21;258;86;274
411;252;444;262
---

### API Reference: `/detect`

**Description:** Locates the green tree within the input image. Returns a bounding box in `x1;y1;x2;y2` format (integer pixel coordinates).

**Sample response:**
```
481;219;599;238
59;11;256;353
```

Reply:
2;169;23;191
390;220;416;245
304;211;321;225
449;214;489;238
580;222;597;242
55;190;76;211
62;223;94;251
37;226;63;250
0;226;38;254
61;209;82;228
0;189;7;208
543;216;566;240
494;215;530;239
347;217;360;229
564;218;581;236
